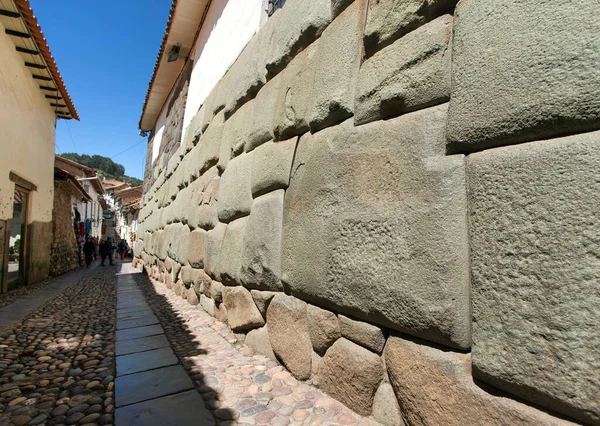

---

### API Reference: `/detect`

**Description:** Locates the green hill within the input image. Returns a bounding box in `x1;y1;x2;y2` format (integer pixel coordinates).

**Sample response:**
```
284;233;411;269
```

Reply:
61;153;143;187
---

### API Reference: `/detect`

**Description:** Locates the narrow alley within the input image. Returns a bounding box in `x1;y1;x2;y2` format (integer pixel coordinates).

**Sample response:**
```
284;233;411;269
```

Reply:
0;258;380;426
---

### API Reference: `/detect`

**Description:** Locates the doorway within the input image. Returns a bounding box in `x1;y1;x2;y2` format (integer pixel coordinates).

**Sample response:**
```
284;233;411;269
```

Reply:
7;186;29;290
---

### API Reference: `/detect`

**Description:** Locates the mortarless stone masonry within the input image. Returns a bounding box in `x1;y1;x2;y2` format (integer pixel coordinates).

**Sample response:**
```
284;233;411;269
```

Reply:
136;0;599;423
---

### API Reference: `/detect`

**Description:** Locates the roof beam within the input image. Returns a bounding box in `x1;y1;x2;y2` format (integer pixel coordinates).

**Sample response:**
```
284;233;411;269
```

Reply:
32;74;52;81
25;61;46;69
39;85;58;91
16;46;39;55
5;29;30;38
45;94;62;100
50;103;67;108
0;9;20;18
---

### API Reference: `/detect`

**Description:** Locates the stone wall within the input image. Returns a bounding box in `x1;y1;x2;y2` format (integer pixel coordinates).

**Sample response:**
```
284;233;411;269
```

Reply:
50;183;78;276
136;0;600;424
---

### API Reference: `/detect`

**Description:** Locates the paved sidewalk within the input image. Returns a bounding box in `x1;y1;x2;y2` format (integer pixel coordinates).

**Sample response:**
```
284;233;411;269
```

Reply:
114;266;214;425
131;264;381;426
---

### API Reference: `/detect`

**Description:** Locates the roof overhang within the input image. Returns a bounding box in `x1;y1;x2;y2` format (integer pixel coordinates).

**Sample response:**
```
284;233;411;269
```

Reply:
0;0;79;120
54;167;91;201
139;0;211;132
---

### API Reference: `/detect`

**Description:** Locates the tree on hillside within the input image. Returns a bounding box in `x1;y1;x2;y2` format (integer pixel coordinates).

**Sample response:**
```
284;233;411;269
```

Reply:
61;153;142;186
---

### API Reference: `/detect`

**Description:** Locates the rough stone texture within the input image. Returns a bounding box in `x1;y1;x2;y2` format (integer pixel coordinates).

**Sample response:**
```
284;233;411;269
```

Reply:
372;382;405;426
339;315;386;354
273;41;319;141
222;286;265;331
267;294;312;380
332;0;354;18
210;281;225;304
282;105;470;349
308;0;365;132
204;222;227;279
222;100;253;157
186;167;220;231
250;290;277;319
217;152;253;223
223;25;271;117
264;0;331;78
240;190;284;292
245;325;276;360
216;217;247;286
364;0;457;56
186;287;199;305
179;266;195;287
447;0;600;154
384;336;577;426
187;229;207;269
200;294;216;316
167;224;190;266
307;305;340;356
354;14;452;126
50;184;78;276
468;132;600;425
318;338;383;416
311;351;322;386
190;111;224;175
251;139;297;197
245;72;284;152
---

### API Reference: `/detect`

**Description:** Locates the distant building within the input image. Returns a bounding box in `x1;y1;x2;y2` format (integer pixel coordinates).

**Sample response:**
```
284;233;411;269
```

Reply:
0;0;78;292
55;156;106;239
112;186;142;253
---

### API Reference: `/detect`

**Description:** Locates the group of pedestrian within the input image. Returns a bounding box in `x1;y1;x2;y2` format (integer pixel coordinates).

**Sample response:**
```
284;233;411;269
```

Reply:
82;236;117;268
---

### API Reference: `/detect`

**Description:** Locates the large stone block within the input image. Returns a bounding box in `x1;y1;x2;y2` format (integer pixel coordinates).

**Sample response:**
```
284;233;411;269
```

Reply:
318;338;383;416
251;139;297;197
204;222;227;279
187;229;207;269
191;111;224;176
240;190;284;292
186;167;219;231
384;336;577;426
245;325;277;361
267;294;312;380
282;105;470;349
308;0;366;132
245;73;284;153
222;100;253;158
264;0;331;78
223;286;265;332
250;290;277;319
307;305;340;356
216;217;247;286
339;315;386;354
447;0;600;153
217;152;253;223
223;26;272;117
273;41;319;141
468;132;600;425
364;0;457;56
354;14;452;125
372;382;405;426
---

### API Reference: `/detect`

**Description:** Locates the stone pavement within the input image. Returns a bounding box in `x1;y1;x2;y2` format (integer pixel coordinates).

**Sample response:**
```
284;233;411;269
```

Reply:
0;266;95;334
0;260;382;425
114;268;213;425
127;263;381;426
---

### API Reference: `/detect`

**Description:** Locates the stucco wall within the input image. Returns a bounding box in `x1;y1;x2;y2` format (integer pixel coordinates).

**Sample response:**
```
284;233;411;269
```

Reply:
182;0;263;143
137;0;600;424
0;21;56;223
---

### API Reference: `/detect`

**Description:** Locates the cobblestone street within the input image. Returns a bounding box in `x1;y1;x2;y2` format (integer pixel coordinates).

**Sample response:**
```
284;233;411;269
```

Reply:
0;262;380;426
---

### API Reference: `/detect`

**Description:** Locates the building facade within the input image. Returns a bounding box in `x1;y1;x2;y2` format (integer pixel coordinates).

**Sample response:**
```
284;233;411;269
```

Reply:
0;0;78;292
136;1;600;425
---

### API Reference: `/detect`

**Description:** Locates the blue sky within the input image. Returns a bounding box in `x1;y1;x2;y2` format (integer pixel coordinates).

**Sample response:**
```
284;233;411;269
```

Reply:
30;0;172;179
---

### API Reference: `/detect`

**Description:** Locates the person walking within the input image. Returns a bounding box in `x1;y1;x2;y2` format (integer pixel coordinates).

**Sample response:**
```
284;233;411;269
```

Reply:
106;237;115;266
99;239;107;266
118;239;127;261
83;236;95;268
